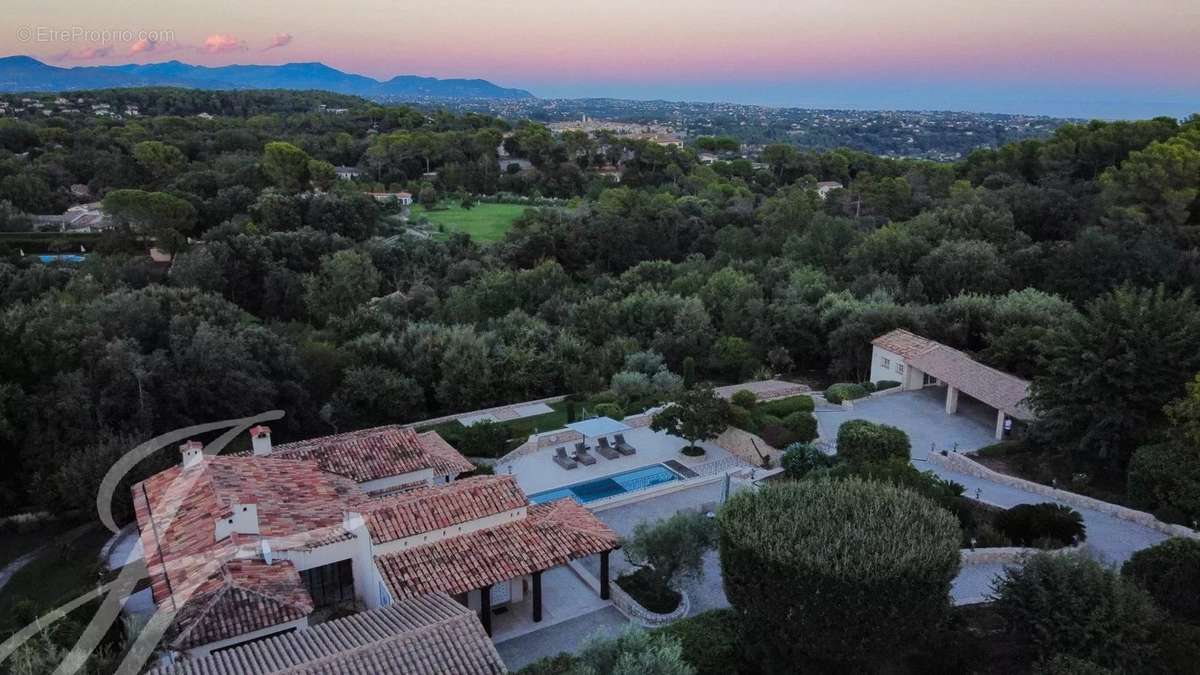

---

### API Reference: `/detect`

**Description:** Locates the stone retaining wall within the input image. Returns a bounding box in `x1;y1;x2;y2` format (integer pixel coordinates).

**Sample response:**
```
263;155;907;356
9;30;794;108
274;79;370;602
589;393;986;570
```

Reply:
960;543;1083;565
610;584;691;628
930;451;1199;540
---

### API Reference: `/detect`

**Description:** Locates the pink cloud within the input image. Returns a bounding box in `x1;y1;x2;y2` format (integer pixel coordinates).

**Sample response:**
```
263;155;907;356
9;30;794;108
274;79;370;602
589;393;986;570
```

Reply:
201;34;246;54
264;33;293;50
128;38;156;56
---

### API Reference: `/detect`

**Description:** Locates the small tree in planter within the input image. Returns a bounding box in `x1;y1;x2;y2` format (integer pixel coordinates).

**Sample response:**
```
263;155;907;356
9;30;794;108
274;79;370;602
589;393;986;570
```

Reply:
619;511;717;613
651;385;727;457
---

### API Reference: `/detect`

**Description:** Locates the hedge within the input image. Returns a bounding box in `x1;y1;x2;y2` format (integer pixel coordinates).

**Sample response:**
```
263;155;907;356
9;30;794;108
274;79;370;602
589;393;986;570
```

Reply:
876;380;901;391
824;383;868;404
994;503;1086;547
1121;537;1200;624
717;478;960;670
756;395;814;417
1127;442;1200;524
992;552;1159;671
656;609;741;675
835;419;911;464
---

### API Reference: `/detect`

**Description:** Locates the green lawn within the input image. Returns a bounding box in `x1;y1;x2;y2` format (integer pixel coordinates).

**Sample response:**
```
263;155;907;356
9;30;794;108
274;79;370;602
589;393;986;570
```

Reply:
409;202;527;243
417;400;574;457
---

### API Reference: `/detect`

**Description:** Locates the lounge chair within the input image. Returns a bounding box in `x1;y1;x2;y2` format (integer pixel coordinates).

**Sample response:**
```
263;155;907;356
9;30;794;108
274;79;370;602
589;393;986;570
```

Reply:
553;446;578;470
573;442;597;466
613;434;636;456
595;438;620;460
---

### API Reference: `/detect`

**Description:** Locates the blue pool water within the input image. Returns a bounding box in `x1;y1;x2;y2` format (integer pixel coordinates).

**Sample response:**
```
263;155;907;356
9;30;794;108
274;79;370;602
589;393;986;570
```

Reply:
37;254;86;264
529;464;681;505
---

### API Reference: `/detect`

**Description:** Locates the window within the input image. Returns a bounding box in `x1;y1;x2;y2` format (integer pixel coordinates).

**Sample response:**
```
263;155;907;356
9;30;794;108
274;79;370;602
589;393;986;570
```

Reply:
300;559;355;608
896;363;905;375
880;357;890;368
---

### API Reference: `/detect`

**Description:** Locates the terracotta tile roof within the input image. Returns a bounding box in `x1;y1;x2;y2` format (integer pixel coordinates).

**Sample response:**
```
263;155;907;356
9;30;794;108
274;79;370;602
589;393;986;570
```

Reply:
149;592;506;675
871;329;939;360
376;498;618;600
269;427;473;483
363;476;528;545
909;346;1033;419
131;456;365;646
169;560;313;650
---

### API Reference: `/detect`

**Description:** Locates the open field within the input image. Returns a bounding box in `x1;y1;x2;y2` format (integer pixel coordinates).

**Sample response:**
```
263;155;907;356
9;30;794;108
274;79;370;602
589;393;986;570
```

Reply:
410;202;528;243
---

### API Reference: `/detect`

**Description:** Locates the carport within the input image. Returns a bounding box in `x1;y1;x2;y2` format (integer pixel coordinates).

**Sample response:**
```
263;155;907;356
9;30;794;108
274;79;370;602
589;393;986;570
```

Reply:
907;346;1034;440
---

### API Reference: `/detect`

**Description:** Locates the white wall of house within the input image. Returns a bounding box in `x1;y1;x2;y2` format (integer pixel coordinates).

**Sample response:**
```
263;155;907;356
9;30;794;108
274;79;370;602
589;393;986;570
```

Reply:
465;575;526;609
869;346;932;391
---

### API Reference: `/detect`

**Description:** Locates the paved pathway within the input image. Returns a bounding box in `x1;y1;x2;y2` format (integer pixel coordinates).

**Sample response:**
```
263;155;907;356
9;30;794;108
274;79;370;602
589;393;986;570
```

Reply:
819;390;1171;570
0;523;93;594
495;606;631;671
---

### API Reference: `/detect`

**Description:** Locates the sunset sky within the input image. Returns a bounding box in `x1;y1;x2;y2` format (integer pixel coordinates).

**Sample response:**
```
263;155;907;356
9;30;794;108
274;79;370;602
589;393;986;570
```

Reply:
6;0;1199;118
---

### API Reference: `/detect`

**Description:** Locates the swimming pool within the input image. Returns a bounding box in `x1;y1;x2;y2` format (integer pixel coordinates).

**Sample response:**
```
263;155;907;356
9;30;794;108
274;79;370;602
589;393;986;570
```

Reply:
528;464;682;505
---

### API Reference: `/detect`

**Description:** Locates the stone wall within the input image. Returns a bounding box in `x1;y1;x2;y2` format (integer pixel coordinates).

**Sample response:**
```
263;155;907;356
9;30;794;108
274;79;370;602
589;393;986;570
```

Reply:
960;543;1083;565
929;451;1199;540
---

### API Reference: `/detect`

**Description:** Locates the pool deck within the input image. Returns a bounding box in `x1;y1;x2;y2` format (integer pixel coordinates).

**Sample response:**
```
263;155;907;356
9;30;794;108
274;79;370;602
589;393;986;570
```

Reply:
501;426;734;495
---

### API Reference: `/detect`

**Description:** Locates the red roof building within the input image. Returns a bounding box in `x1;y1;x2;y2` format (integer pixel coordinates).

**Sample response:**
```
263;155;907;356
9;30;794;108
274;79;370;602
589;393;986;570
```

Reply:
131;429;617;662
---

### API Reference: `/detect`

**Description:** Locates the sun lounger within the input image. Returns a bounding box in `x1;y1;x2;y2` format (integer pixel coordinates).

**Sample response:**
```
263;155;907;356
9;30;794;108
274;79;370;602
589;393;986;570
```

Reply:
553;446;578;470
595;438;620;460
613;434;636;456
573;442;597;466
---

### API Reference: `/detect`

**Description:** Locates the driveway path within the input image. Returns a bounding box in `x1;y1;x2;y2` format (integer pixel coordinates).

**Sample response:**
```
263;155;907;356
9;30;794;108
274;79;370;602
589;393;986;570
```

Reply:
0;523;93;594
819;390;1171;571
495;606;630;671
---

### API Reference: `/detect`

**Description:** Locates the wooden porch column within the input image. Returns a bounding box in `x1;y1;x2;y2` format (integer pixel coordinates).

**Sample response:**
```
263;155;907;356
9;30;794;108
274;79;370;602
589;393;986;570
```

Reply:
994;410;1006;441
479;584;492;636
600;550;611;600
532;570;543;622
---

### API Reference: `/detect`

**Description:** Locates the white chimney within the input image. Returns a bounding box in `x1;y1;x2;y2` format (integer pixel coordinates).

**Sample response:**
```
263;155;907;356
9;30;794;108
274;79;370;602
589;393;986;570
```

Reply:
250;425;272;456
180;440;204;470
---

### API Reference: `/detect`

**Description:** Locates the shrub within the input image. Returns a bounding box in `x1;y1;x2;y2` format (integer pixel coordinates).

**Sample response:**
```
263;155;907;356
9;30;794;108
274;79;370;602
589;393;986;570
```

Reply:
757;424;795;449
514;654;576;675
589;390;618;407
860;380;877;393
718;478;960;671
593;402;625;420
781;442;834;479
622;510;716;608
994;503;1086;547
457;419;510;457
1121;537;1200;624
824;382;868;404
875;379;901;391
723;404;752;431
991;552;1159;671
1127;442;1200;524
617;567;683;613
571;628;695;675
972;522;1012;548
782;411;818;443
836;419;911;464
730;389;757;410
756;395;814;417
657;609;740;675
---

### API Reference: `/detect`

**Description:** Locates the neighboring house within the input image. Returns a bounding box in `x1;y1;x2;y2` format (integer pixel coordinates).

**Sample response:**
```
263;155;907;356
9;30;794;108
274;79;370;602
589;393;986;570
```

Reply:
816;181;843;199
334;165;362;180
595;166;622;183
869;329;1034;439
30;202;112;232
131;427;617;663
148;592;505;675
365;191;413;206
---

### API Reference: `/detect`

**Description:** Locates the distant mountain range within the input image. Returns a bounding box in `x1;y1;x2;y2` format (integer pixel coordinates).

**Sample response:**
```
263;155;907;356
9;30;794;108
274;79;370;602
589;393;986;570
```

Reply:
0;55;535;99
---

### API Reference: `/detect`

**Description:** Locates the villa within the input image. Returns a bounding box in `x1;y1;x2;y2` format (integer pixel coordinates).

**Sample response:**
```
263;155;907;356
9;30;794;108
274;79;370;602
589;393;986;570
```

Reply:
131;425;618;665
869;329;1034;439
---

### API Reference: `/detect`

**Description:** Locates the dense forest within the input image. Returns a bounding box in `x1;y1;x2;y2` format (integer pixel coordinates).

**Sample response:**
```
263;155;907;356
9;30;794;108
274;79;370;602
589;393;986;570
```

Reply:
0;88;1198;527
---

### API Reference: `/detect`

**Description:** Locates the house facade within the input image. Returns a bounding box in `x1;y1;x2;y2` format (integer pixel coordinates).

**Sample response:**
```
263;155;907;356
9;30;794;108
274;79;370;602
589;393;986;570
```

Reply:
131;425;618;663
